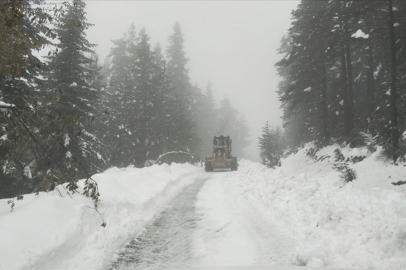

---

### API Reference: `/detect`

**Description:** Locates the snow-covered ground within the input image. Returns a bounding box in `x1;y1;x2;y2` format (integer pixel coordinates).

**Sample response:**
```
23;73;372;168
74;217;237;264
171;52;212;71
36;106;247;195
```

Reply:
1;145;406;270
220;145;406;269
0;163;203;270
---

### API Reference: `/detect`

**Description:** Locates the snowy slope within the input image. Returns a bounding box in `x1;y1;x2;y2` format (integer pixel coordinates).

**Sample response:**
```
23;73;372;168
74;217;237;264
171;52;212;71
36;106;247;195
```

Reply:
0;163;203;270
222;145;406;269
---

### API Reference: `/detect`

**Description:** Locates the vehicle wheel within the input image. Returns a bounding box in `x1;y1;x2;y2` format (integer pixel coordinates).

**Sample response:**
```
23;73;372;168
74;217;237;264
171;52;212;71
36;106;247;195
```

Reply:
205;163;212;172
231;158;238;171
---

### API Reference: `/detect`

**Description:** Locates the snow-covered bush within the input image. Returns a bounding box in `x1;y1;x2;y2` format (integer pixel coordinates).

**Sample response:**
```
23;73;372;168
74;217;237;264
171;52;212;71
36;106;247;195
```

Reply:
360;132;378;153
333;148;356;183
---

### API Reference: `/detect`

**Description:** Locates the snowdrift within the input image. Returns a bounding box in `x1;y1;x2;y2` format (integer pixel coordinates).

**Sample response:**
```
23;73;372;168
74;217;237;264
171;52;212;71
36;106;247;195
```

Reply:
0;163;202;270
226;145;406;269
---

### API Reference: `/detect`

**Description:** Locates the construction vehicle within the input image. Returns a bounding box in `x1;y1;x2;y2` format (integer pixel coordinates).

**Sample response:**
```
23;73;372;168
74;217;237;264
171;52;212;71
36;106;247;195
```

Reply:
205;135;238;172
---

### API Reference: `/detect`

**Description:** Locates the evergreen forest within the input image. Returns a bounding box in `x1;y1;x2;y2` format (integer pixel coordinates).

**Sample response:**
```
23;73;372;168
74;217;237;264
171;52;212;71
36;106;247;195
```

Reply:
0;0;249;200
259;0;406;168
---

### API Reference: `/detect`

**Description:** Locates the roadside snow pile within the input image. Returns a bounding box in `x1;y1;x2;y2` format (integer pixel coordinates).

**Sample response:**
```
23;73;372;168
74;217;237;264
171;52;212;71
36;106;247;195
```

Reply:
0;163;202;270
227;145;406;269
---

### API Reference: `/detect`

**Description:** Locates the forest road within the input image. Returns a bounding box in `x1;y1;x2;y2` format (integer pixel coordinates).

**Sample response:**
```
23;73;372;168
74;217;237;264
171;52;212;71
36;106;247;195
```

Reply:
110;170;296;270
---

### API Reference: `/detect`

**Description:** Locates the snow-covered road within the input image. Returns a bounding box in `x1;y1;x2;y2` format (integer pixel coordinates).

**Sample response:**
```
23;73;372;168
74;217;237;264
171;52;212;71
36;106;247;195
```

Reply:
111;171;295;270
193;172;295;267
111;177;207;270
2;146;405;270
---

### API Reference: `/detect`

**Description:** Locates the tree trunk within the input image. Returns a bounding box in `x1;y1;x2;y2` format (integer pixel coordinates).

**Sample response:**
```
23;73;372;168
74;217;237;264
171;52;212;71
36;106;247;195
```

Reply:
388;0;399;162
344;16;355;136
321;62;330;143
366;35;375;123
340;48;351;138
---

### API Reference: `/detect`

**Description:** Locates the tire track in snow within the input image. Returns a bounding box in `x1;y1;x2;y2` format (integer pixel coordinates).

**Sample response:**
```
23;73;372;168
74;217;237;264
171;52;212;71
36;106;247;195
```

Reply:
110;177;208;270
191;173;259;266
196;171;297;266
235;194;297;265
222;171;297;266
110;169;297;270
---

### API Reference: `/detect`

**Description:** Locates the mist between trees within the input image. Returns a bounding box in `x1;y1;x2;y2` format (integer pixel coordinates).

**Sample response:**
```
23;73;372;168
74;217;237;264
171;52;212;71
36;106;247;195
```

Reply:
258;0;406;169
0;0;249;202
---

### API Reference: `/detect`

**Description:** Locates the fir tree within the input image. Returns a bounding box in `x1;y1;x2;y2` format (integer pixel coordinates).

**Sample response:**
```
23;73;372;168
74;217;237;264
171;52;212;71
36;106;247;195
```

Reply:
131;28;162;166
166;22;194;113
165;22;201;157
198;82;218;157
104;24;139;167
104;25;200;166
217;96;249;157
276;0;406;160
0;0;58;198
45;0;105;178
153;42;165;69
258;122;284;168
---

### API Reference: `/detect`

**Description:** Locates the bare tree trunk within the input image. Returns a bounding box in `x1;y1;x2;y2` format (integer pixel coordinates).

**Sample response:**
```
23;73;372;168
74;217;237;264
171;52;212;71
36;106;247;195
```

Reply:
340;4;352;139
366;36;375;123
321;62;330;143
387;0;399;162
344;17;355;136
340;48;351;138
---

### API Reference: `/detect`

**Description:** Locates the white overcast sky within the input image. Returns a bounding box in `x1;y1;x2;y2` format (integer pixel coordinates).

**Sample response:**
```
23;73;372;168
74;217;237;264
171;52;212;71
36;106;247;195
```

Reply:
85;0;299;161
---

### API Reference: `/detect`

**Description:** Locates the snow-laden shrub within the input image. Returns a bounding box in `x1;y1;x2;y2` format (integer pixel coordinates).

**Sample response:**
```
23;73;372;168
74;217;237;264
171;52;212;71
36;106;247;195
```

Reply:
333;149;356;183
359;132;378;153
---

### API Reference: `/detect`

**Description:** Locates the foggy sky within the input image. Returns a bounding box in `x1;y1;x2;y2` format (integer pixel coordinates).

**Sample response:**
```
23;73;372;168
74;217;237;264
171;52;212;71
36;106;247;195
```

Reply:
85;1;299;161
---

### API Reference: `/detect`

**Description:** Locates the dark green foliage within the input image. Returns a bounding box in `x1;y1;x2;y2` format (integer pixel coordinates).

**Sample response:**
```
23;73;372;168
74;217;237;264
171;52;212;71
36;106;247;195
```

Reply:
392;181;406;186
277;0;406;161
164;22;250;160
165;23;205;157
199;83;219;157
42;0;105;205
305;142;325;160
217;96;250;157
0;7;240;211
258;122;284;168
103;24;199;167
0;0;104;208
333;148;356;183
166;22;193;111
0;0;58;199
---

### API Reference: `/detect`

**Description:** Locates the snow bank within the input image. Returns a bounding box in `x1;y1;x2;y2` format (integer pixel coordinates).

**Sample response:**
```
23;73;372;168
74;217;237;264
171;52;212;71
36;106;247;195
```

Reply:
225;145;406;269
0;163;202;270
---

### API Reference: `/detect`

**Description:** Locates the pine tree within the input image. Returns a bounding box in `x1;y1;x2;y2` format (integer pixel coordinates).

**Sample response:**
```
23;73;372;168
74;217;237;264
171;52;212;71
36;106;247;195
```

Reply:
104;24;139;167
276;0;406;160
258;122;284;168
153;42;165;69
198;82;218;157
277;1;335;144
131;28;162;166
0;0;58;198
45;0;105;178
104;25;200;166
165;22;201;157
218;96;249;157
166;23;191;106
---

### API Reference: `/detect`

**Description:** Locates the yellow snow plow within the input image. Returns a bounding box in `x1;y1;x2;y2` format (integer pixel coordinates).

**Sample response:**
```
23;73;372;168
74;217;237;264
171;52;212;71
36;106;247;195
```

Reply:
205;135;238;172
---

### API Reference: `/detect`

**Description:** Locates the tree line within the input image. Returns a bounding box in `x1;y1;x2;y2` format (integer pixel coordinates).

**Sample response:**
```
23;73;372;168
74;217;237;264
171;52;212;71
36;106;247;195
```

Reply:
0;0;249;201
260;0;406;166
258;0;406;168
